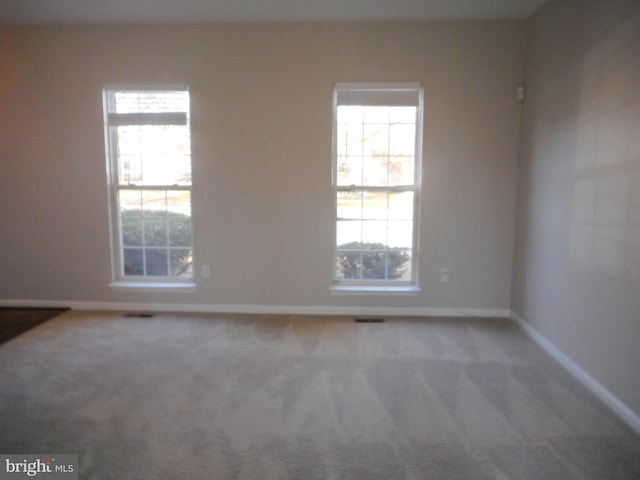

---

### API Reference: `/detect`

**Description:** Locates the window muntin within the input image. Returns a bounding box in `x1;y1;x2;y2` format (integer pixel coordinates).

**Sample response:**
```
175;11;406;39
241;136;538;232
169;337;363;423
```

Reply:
333;84;422;286
104;87;193;282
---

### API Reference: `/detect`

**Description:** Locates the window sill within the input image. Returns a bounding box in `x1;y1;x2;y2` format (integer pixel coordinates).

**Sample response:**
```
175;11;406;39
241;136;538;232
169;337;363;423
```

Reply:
330;284;421;296
109;281;196;293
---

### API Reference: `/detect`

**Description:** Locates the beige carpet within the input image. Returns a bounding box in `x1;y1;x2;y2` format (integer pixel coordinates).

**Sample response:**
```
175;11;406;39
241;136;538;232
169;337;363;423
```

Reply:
0;310;638;479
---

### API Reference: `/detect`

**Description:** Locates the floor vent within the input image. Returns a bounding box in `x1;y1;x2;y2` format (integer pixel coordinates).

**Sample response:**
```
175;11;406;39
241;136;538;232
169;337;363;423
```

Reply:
355;318;385;323
124;313;154;318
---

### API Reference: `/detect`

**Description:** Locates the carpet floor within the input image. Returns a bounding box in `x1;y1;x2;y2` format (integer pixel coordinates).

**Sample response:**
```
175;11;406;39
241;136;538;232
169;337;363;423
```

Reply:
0;310;638;479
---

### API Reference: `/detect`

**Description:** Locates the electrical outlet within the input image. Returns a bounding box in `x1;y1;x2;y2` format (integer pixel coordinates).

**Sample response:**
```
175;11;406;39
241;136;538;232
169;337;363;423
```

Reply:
201;265;211;278
440;268;450;283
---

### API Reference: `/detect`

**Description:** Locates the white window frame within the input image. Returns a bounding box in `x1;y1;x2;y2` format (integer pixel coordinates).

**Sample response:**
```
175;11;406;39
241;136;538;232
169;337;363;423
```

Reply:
103;85;195;290
331;82;423;294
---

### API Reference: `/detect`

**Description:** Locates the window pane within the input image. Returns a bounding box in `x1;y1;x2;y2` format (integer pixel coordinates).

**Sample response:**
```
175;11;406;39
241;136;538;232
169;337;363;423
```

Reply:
144;218;167;247
389;156;414;186
337;191;362;220
336;248;411;281
167;190;191;217
109;90;189;114
388;221;413;249
145;249;168;276
169;219;191;247
363;156;389;186
117;125;191;186
117;189;192;272
389;124;416;156
388;192;414;220
170;249;193;277
121;216;143;247
336;105;418;188
338;191;414;220
387;251;411;280
389;107;416;124
362;191;388;220
362;124;389;159
362;221;388;247
361;250;387;280
119;190;141;210
362;106;389;124
118;154;142;183
336;122;363;157
123;248;143;275
337;105;363;125
142;190;167;215
336;220;362;248
336;155;363;186
336;249;362;280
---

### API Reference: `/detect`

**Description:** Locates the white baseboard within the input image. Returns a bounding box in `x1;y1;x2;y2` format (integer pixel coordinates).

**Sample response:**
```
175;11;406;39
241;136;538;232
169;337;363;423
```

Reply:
0;298;509;319
511;310;640;436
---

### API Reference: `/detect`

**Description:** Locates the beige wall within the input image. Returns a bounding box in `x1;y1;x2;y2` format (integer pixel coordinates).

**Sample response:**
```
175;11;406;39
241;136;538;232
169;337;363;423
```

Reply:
512;0;640;416
0;21;525;312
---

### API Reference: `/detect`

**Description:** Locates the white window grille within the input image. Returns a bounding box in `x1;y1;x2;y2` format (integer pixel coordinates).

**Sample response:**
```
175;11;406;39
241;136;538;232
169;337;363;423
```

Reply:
332;83;423;289
103;86;193;282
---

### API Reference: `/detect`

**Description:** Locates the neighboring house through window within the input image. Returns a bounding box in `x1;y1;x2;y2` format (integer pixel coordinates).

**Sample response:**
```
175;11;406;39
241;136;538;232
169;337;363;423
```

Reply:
332;83;423;292
103;86;193;288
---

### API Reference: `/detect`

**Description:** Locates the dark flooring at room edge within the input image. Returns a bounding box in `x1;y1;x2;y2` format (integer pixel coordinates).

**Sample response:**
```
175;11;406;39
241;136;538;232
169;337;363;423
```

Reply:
0;307;69;345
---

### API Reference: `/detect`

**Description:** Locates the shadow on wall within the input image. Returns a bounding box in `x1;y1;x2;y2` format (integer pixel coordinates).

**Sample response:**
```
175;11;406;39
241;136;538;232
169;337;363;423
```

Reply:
568;14;640;279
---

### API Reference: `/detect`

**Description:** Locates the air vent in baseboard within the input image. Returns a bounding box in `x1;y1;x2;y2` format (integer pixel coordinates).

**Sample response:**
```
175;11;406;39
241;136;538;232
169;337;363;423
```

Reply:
355;318;385;323
124;313;154;318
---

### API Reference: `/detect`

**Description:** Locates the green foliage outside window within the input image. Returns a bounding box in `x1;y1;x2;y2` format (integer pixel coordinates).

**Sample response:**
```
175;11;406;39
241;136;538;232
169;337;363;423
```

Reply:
121;209;192;276
337;242;409;280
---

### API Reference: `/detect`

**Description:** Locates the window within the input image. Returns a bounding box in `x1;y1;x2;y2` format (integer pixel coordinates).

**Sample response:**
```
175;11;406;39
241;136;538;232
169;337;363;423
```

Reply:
332;83;423;291
103;86;193;286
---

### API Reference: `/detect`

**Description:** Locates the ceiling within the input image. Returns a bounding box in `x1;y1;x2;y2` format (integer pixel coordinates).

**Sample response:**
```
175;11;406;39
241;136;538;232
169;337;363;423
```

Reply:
0;0;550;25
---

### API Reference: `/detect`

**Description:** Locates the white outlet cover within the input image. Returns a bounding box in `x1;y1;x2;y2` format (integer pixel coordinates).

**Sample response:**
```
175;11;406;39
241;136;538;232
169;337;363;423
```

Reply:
440;269;450;282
